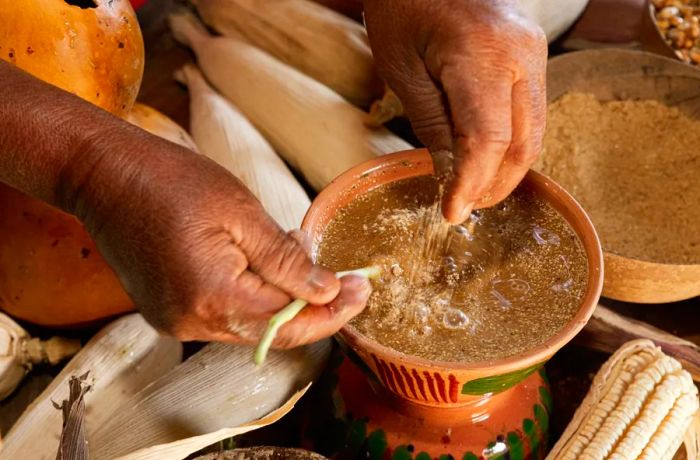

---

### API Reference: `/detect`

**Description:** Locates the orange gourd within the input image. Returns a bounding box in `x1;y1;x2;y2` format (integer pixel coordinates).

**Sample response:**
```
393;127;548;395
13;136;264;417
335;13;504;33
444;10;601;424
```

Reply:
0;185;134;327
0;1;151;326
0;0;144;116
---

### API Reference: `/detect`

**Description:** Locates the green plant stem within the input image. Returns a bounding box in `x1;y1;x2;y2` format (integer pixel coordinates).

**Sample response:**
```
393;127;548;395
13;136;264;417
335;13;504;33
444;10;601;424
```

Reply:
254;266;381;366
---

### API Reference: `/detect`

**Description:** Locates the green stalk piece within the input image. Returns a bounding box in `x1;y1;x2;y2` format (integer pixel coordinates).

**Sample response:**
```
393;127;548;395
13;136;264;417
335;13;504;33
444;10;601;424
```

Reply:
254;266;381;366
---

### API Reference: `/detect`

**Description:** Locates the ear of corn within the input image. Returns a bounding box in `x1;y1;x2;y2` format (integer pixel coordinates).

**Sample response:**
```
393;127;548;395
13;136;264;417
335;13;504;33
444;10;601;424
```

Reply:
169;11;412;192
191;0;383;107
126;102;199;152
0;314;182;460
175;64;309;231
547;339;700;460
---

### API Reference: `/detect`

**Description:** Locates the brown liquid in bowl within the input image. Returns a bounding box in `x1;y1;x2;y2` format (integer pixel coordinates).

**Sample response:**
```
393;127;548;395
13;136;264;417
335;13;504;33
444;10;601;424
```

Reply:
317;175;588;363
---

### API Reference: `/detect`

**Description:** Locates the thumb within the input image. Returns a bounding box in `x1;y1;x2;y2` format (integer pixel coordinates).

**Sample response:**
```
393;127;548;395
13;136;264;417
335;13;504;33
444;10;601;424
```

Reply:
244;217;340;305
272;275;372;348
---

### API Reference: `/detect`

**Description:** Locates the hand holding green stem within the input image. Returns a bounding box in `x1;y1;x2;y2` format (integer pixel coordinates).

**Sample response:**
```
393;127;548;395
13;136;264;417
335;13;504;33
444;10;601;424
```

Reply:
254;266;382;365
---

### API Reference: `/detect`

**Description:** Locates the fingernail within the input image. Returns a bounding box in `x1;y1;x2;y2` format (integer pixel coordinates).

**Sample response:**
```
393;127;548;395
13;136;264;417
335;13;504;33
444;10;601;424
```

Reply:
308;266;337;291
457;202;475;224
345;275;372;297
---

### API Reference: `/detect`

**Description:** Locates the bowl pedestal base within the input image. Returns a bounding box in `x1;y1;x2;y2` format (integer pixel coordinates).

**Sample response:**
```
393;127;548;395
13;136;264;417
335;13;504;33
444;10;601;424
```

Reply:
305;356;551;460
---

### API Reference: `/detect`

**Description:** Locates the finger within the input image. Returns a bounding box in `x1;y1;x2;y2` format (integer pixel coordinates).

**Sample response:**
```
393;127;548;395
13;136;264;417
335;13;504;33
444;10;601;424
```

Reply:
386;61;453;153
363;7;452;153
440;67;513;223
476;78;545;208
167;268;291;342
245;219;340;305
272;275;372;349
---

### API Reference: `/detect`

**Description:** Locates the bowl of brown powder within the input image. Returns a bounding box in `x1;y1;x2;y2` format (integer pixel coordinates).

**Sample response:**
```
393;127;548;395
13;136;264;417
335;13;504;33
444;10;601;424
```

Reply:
539;49;700;303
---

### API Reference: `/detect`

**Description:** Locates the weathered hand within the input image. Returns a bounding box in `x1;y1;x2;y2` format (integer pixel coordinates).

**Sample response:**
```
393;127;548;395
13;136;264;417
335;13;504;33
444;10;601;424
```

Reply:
363;0;548;223
60;124;371;346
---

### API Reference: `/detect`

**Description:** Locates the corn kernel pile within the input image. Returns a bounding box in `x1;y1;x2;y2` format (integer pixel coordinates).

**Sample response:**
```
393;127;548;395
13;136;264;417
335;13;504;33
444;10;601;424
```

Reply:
652;0;700;63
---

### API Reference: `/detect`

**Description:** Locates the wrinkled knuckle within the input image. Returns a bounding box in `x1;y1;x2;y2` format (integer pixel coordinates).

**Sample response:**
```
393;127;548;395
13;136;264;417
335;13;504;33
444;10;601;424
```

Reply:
258;234;308;280
471;131;512;154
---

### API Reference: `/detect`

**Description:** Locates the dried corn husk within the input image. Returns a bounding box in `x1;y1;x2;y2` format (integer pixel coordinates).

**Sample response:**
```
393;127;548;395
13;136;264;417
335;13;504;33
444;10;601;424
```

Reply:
175;64;309;231
126;102;199;152
0;312;80;401
548;339;700;460
365;85;404;128
87;340;330;459
169;11;412;191
191;0;382;107
0;314;182;460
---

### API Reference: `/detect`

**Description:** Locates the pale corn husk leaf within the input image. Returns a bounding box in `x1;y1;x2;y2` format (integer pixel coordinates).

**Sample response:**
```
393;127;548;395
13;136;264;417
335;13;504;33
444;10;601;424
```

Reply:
112;385;308;460
176;64;310;231
0;314;182;460
169;11;412;192
127;102;199;152
88;340;330;459
365;85;404;128
547;339;700;460
191;0;382;107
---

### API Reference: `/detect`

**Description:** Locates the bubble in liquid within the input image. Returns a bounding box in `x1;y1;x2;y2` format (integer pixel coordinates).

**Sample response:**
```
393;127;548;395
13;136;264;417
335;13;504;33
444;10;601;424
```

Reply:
491;278;531;306
490;288;512;309
533;225;561;246
420;325;433;335
552;278;573;293
454;224;474;240
414;302;431;323
444;256;459;276
442;307;470;329
432;296;450;311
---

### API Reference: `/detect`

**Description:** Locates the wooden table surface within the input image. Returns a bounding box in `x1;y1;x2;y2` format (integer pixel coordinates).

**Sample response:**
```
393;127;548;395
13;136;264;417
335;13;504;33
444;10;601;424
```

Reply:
1;0;697;454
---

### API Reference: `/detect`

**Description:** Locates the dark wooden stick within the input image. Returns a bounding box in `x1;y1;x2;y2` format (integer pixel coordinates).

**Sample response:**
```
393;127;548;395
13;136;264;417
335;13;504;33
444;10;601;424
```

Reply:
576;304;700;382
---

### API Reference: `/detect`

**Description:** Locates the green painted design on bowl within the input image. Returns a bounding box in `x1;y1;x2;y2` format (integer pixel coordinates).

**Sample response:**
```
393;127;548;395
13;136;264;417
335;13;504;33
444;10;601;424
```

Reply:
461;363;543;395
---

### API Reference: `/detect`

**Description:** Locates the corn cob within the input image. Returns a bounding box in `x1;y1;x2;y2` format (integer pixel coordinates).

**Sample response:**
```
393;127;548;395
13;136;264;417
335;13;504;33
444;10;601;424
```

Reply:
169;11;412;192
547;339;699;460
190;0;382;107
175;64;309;231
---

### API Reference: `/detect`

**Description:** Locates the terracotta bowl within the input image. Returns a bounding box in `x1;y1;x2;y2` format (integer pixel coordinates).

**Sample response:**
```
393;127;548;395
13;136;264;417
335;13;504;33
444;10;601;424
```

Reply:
302;149;604;408
546;49;700;303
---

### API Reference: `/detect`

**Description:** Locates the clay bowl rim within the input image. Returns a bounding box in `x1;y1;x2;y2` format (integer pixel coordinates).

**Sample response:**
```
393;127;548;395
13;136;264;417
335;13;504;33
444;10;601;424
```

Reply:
302;148;604;374
547;48;700;272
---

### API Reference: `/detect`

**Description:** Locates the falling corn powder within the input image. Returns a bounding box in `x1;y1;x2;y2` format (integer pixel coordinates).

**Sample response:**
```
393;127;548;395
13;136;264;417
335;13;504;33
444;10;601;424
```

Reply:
538;92;700;265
